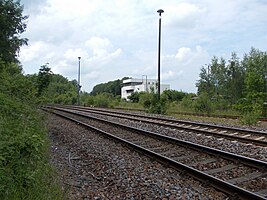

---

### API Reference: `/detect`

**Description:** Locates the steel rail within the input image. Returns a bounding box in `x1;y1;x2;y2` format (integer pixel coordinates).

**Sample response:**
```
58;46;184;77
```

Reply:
60;105;267;135
44;107;267;200
112;106;267;122
49;105;267;147
46;106;267;168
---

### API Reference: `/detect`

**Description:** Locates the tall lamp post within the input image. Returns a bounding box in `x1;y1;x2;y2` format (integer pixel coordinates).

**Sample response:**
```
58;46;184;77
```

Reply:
157;9;164;100
77;56;81;105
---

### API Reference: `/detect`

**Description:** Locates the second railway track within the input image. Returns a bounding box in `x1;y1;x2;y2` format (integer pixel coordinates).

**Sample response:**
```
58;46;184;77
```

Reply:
44;106;267;199
52;105;267;147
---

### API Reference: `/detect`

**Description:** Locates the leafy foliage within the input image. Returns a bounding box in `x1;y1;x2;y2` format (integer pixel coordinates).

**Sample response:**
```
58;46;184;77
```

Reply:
90;77;129;96
42;74;77;104
196;47;267;119
162;90;186;102
0;0;28;63
193;93;213;114
0;59;63;199
36;64;53;96
25;66;78;105
0;1;64;198
139;92;168;114
0;59;36;103
128;91;144;103
93;93;114;107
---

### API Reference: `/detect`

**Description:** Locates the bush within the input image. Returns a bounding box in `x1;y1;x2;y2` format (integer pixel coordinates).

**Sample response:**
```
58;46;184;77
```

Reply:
240;112;260;126
93;93;113;107
193;93;213;114
181;94;195;110
0;93;62;199
238;102;262;126
140;92;168;114
127;91;141;103
234;97;264;125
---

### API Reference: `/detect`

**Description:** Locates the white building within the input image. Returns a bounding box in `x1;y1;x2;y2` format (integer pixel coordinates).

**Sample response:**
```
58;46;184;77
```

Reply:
121;78;170;100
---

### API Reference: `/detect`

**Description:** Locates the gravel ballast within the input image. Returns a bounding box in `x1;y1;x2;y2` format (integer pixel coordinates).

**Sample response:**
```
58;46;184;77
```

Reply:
47;113;229;199
86;112;267;162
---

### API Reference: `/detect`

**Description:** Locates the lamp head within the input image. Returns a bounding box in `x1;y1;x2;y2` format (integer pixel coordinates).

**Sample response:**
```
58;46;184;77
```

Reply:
157;9;164;16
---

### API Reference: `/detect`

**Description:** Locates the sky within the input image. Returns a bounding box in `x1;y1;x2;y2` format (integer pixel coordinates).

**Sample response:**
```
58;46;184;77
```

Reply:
19;0;267;93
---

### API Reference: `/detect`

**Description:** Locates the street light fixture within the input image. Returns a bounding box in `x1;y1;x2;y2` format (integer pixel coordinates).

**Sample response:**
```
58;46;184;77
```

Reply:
157;9;164;100
77;56;81;105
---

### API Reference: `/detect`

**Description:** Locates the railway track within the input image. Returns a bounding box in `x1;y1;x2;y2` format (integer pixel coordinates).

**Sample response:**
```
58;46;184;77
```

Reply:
49;105;267;147
44;106;267;199
113;107;267;122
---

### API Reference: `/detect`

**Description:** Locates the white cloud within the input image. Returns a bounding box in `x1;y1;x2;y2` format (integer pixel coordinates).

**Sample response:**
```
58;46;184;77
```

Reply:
162;70;183;81
19;0;267;93
20;41;55;62
85;37;122;66
86;37;112;57
46;0;98;19
161;45;209;92
84;71;100;79
164;45;208;65
64;48;84;60
175;47;191;61
164;2;203;29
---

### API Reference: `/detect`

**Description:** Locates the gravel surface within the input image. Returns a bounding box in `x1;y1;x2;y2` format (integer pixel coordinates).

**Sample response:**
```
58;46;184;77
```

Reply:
86;112;267;162
51;110;267;194
47;113;229;199
98;108;267;131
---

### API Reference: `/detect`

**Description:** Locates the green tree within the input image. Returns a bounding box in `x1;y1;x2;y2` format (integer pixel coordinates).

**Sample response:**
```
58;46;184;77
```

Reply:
43;74;77;104
197;54;245;104
197;57;228;100
196;47;266;120
196;65;210;96
0;58;36;102
0;0;28;63
243;48;266;99
225;53;245;104
37;64;52;96
209;57;227;99
240;48;267;116
90;80;121;96
162;89;186;102
90;77;129;96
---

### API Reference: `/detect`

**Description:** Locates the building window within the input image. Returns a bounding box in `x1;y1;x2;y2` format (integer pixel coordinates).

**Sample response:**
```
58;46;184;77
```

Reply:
126;89;134;93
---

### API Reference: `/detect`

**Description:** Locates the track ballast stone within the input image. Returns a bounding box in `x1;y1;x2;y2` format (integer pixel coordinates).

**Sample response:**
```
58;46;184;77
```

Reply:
47;114;228;199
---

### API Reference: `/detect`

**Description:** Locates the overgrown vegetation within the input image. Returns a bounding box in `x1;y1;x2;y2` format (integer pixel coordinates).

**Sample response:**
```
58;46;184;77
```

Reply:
0;60;63;199
196;48;267;125
0;1;63;199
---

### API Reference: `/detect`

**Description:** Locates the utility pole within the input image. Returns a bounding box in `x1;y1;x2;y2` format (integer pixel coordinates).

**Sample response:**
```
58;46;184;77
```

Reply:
157;9;164;100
